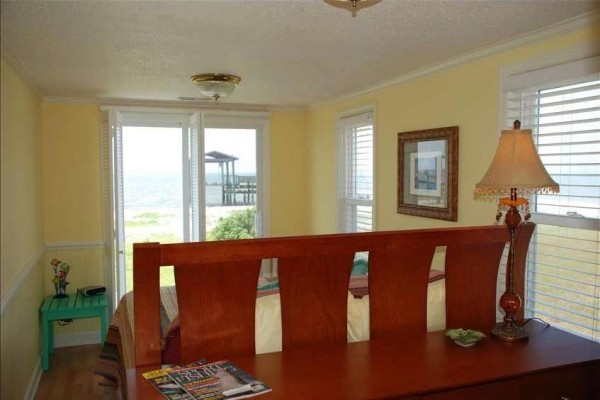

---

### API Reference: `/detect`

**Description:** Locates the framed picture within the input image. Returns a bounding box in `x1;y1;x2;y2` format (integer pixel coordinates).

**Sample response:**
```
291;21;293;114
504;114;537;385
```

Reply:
397;126;458;221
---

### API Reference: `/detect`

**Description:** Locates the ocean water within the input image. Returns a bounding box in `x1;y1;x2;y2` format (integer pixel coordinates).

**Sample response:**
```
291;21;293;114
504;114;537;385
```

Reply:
124;173;254;209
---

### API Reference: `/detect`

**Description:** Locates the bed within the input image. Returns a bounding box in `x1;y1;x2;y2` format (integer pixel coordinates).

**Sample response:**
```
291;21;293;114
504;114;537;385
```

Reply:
97;224;539;398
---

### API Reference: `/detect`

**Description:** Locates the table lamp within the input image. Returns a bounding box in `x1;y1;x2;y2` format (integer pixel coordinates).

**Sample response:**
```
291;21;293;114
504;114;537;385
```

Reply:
475;120;559;341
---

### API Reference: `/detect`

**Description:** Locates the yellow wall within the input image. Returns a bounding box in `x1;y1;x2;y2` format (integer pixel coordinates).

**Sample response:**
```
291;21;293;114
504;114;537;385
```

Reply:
306;26;598;233
269;111;309;236
1;55;45;400
41;103;103;243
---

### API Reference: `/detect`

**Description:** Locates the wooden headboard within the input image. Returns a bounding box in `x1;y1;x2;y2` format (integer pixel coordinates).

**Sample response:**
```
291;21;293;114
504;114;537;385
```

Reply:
133;224;535;367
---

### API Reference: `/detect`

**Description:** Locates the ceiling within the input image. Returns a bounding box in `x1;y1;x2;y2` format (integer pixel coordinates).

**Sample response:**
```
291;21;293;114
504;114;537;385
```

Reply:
1;0;597;108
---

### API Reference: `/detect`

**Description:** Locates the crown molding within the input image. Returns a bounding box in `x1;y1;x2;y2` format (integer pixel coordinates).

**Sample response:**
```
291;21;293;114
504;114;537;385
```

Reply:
43;96;307;113
310;10;599;109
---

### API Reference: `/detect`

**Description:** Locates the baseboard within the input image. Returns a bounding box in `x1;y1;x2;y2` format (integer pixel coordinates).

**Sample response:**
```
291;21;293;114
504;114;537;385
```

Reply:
23;333;100;399
23;357;42;400
54;330;101;348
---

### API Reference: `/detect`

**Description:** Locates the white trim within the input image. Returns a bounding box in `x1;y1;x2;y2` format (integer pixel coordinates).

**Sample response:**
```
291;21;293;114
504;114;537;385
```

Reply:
498;33;599;139
501;39;599;81
53;330;102;348
260;119;271;238
203;114;271;128
336;106;375;233
45;241;104;250
100;104;196;113
203;114;271;238
0;246;44;315
532;213;600;231
99;107;271;124
336;107;374;130
23;358;42;400
312;11;599;109
371;105;378;232
336;104;376;121
504;55;599;91
45;96;305;113
203;110;271;119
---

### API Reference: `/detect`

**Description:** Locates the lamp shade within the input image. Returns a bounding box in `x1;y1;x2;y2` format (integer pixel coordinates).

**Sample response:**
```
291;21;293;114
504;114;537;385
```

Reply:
324;0;382;13
191;74;241;101
475;123;559;196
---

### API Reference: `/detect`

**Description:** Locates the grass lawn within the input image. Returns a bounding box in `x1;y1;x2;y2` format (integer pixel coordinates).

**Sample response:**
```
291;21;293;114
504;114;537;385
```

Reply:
124;205;254;292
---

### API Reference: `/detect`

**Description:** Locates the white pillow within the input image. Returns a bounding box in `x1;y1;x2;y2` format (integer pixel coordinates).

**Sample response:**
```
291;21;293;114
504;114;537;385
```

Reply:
255;294;282;354
255;281;446;353
426;279;446;332
347;292;370;342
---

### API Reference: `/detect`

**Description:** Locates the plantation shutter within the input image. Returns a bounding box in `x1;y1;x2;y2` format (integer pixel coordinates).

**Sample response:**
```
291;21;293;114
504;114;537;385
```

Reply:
113;113;127;298
189;112;205;241
100;109;126;302
337;111;374;233
100;111;115;313
503;55;600;341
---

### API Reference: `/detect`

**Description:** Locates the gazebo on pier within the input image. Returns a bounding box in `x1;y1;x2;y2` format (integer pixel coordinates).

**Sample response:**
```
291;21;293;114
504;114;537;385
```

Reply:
205;151;256;205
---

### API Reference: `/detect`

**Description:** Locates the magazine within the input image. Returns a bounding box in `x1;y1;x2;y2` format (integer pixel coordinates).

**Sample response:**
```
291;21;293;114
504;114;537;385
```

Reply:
142;359;208;400
167;360;272;400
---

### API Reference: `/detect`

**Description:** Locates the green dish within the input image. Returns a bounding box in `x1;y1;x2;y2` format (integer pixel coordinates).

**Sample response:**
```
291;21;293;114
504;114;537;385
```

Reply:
445;328;485;347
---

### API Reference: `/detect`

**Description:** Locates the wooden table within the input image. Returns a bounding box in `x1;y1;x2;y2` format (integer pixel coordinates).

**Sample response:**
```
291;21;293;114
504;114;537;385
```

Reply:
40;292;108;371
127;322;600;399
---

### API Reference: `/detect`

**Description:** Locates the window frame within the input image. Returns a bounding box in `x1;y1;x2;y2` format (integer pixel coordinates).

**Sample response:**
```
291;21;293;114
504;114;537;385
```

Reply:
499;48;599;341
336;107;376;233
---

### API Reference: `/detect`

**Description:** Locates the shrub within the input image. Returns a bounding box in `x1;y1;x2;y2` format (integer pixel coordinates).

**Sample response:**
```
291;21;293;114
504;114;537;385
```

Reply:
208;208;256;241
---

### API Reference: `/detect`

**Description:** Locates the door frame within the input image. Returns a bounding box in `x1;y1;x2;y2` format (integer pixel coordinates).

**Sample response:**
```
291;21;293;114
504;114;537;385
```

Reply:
101;107;270;310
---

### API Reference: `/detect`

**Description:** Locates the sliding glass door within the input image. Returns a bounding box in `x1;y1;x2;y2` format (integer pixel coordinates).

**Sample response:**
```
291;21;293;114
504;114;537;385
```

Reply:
102;109;269;303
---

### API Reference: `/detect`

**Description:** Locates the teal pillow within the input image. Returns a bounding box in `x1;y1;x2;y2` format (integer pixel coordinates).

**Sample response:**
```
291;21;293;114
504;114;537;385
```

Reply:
351;258;369;276
258;280;280;291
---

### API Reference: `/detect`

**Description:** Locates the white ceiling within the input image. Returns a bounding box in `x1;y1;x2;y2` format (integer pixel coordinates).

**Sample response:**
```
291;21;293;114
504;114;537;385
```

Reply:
1;0;597;108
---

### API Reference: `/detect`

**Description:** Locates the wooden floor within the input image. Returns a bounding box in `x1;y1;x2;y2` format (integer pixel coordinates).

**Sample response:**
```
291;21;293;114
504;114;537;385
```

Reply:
34;344;120;400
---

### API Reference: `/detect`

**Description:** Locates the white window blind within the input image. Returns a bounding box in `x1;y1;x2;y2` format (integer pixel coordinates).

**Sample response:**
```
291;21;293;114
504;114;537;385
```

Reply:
337;111;374;233
503;55;599;341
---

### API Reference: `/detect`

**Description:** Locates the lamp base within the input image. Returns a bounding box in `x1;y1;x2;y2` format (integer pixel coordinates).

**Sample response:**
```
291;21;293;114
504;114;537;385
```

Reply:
491;321;528;342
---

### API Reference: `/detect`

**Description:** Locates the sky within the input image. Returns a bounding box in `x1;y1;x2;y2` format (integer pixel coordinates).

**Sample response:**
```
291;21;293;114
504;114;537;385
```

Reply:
122;126;257;175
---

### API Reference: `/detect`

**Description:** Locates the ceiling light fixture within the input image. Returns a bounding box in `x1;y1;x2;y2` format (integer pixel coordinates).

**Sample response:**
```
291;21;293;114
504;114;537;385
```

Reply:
191;73;241;101
324;0;381;17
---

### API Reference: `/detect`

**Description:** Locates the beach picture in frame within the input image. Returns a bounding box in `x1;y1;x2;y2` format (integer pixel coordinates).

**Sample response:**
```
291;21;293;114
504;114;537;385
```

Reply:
397;126;458;221
409;151;442;197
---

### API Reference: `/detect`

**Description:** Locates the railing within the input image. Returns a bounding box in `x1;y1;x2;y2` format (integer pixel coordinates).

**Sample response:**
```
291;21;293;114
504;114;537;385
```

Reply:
222;175;256;205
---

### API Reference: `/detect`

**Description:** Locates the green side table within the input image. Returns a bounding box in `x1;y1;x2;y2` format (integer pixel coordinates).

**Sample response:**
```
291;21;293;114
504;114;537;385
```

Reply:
39;292;108;371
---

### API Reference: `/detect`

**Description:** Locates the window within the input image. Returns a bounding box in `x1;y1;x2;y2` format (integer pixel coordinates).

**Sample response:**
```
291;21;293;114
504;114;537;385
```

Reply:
503;54;599;341
337;110;375;233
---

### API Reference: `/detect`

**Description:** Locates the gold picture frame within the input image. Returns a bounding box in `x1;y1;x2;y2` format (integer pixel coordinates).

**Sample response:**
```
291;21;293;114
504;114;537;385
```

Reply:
397;126;458;221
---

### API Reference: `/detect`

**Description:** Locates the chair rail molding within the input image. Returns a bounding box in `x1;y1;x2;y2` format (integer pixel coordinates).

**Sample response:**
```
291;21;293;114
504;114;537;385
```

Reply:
1;241;104;315
45;241;104;250
0;245;45;315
